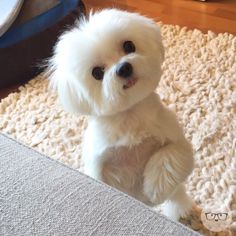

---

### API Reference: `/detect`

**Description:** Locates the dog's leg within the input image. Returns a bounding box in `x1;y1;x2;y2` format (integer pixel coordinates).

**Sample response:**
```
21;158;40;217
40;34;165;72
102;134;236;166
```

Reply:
83;153;104;180
82;142;113;182
143;141;194;219
162;184;193;221
82;123;110;181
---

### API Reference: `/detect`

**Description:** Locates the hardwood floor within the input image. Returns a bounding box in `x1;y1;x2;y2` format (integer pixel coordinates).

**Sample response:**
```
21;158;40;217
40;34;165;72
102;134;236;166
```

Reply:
83;0;236;35
1;0;236;100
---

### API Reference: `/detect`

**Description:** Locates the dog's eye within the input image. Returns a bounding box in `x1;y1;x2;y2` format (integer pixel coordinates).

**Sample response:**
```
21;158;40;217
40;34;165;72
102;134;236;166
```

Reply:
123;41;135;54
92;67;104;80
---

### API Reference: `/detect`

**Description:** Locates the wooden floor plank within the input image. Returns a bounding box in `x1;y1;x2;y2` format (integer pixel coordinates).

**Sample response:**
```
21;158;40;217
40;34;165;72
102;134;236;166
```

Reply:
84;0;236;35
214;8;236;21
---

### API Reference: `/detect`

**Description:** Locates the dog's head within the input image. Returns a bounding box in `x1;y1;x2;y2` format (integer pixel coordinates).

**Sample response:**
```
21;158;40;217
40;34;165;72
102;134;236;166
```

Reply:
49;9;164;116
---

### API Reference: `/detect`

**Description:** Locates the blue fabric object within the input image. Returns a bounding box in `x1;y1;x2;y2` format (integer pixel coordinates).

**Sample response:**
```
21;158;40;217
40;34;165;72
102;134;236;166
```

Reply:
0;0;80;48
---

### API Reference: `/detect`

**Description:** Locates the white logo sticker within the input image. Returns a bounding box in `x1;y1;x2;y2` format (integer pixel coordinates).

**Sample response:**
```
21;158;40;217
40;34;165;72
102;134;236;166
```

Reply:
201;208;232;233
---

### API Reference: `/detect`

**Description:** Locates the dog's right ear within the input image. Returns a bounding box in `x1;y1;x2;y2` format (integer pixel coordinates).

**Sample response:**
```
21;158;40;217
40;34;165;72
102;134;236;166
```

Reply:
46;26;92;115
47;68;91;115
55;76;90;115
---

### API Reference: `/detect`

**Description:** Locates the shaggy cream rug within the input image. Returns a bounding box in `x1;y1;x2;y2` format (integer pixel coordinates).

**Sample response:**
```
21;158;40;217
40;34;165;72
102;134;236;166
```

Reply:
0;24;235;235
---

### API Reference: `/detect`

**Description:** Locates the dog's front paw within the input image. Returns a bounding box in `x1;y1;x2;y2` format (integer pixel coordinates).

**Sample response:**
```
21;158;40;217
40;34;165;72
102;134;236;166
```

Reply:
143;153;177;204
143;172;175;204
162;196;193;221
143;143;193;205
162;184;194;221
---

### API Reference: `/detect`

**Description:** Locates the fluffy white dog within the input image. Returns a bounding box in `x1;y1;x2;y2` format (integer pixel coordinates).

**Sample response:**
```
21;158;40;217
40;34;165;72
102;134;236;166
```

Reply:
49;9;194;221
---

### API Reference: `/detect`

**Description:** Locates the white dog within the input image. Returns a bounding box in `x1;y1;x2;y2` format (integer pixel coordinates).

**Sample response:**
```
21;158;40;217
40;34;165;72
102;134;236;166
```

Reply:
48;9;194;221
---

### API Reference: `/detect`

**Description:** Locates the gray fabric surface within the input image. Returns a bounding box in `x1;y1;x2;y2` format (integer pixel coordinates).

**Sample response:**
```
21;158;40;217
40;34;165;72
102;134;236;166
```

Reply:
0;133;200;236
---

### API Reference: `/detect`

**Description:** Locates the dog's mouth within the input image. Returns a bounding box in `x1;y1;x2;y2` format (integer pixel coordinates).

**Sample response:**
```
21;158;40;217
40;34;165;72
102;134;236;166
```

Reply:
123;78;137;89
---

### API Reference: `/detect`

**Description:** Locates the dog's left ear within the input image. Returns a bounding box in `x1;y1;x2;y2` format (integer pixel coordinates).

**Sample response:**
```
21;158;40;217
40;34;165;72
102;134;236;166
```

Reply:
154;22;165;62
157;26;165;63
146;20;164;62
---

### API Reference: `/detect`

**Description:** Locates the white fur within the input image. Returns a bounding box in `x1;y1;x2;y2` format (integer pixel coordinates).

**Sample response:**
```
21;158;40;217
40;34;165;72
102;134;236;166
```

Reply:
48;9;194;221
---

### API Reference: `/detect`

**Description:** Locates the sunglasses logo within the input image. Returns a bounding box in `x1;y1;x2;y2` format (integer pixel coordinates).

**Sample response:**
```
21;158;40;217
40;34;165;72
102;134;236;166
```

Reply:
201;209;232;233
205;212;228;221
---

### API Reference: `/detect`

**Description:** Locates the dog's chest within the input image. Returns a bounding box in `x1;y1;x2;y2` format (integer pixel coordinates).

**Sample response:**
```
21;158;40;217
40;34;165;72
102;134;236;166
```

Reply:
102;136;160;200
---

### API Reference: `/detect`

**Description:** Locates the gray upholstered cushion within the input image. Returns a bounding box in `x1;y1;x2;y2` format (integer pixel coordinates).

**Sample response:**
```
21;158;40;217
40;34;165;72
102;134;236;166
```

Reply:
0;133;200;236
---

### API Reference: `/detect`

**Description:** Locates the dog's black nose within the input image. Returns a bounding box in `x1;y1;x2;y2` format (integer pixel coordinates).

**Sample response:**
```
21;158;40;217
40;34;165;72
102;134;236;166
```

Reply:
116;62;133;78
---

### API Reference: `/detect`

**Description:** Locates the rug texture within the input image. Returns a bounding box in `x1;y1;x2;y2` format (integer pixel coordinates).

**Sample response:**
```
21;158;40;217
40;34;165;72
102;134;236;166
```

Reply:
0;24;236;235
